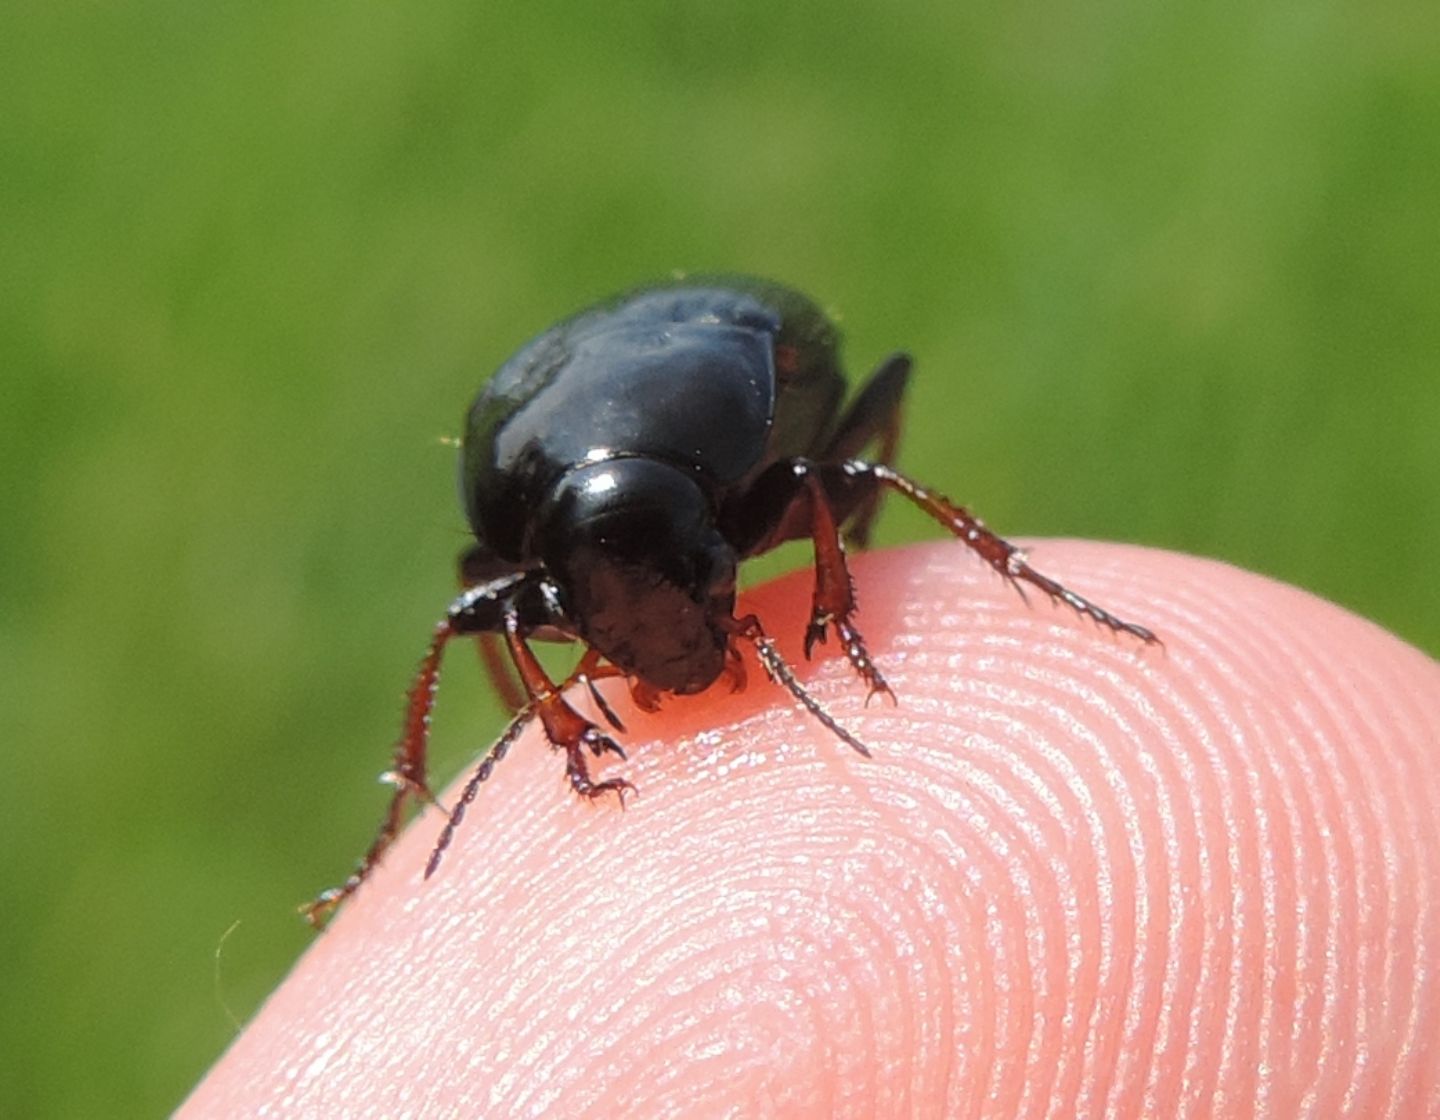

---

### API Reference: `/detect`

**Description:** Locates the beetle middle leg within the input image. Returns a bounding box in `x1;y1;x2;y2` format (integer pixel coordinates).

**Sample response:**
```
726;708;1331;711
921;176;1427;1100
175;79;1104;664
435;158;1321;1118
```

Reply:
303;618;454;926
833;460;1160;644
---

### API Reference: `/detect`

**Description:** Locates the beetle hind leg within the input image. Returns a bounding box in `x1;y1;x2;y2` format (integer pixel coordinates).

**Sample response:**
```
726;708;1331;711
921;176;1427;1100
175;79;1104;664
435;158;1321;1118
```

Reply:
822;352;911;549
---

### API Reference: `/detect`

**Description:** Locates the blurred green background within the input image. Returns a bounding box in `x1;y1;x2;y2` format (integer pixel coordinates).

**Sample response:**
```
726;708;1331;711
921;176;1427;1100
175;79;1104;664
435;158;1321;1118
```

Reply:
3;1;1436;1114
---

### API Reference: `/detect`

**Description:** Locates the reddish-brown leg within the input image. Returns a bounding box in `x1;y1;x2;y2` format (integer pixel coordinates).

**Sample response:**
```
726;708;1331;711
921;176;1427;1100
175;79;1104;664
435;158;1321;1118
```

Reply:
822;353;911;549
476;630;527;714
424;625;637;882
860;462;1160;644
503;612;636;803
303;618;455;927
799;469;896;705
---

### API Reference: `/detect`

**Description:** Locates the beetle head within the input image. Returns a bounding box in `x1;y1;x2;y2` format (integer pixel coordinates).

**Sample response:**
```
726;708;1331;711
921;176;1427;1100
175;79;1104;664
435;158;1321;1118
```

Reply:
535;459;737;693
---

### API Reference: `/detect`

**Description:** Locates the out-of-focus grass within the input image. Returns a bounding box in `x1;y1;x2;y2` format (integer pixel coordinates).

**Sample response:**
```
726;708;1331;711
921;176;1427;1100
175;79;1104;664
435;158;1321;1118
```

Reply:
3;2;1435;1113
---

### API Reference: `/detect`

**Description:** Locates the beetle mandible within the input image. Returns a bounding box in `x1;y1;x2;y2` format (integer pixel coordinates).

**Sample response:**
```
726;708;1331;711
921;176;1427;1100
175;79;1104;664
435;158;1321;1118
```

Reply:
306;276;1156;925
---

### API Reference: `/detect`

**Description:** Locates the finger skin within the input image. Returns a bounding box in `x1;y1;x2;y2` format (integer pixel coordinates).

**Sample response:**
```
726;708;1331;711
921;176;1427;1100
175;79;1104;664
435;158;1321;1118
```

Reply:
181;541;1440;1119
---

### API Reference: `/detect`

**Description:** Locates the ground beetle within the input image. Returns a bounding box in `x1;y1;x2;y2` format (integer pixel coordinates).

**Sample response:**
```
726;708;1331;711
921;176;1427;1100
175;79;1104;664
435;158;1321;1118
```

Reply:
306;276;1157;925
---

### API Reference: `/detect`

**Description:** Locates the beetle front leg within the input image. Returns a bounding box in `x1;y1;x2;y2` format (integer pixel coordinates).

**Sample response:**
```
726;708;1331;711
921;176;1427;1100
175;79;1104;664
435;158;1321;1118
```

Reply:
735;460;895;704
796;465;896;704
423;591;636;882
502;610;636;805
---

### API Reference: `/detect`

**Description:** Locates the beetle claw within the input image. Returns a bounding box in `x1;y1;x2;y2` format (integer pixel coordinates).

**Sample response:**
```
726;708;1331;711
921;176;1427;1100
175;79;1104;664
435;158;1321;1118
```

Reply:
567;763;637;806
588;777;637;806
803;617;830;659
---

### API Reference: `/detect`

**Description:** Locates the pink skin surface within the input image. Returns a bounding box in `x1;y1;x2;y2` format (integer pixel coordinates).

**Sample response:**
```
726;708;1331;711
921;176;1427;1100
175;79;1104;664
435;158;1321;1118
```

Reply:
182;541;1440;1118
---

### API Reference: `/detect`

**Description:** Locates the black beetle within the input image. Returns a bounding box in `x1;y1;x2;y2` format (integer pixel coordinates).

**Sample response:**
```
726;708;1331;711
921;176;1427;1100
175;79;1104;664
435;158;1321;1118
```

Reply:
306;276;1156;925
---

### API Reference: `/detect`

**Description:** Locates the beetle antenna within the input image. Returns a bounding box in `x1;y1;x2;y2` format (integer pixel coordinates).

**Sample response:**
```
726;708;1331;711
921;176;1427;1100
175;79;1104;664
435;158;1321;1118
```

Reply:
745;629;873;759
425;705;535;879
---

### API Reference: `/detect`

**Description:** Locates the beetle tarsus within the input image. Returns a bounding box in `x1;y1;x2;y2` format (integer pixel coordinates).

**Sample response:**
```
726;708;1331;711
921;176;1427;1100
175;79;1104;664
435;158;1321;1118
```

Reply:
1010;559;1159;644
425;707;530;880
834;619;897;706
731;615;875;759
565;743;637;805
